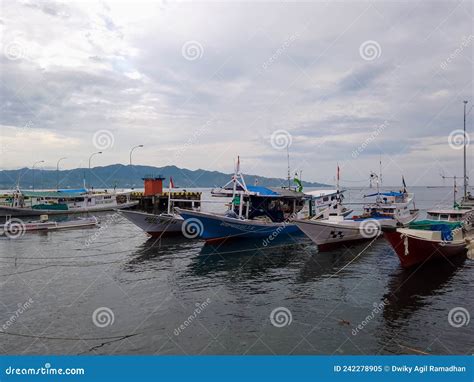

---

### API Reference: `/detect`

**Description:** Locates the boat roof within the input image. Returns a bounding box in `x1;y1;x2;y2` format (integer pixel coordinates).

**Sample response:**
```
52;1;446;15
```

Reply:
21;191;85;198
305;189;342;197
246;186;280;196
364;191;405;197
427;209;472;215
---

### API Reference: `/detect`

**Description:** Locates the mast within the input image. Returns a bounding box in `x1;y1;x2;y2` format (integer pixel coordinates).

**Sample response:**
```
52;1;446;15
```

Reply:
464;100;468;198
287;145;291;189
379;154;382;187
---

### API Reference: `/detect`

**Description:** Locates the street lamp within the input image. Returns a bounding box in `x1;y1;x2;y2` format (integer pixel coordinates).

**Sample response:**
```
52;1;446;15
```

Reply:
32;160;45;191
129;145;144;166
88;151;102;189
56;157;67;190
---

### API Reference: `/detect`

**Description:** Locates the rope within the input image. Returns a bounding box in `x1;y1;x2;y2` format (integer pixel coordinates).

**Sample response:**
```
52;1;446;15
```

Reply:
0;331;140;341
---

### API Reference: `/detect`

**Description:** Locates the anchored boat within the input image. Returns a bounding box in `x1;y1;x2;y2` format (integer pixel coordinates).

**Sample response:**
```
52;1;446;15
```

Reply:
296;174;418;250
118;176;202;236
1;215;98;236
383;220;470;268
0;188;138;217
177;157;308;241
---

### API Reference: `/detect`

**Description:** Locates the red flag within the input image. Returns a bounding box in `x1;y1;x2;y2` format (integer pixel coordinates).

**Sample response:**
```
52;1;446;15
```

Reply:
169;177;175;189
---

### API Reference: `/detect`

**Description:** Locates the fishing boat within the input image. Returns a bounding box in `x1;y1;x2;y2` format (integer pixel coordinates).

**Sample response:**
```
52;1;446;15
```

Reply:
0;188;138;217
1;215;98;236
295;172;418;250
118;176;202;236
382;221;470;268
177;157;308;241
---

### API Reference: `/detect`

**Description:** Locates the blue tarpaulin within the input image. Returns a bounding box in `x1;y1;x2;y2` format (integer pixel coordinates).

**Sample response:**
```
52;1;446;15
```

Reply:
246;186;280;196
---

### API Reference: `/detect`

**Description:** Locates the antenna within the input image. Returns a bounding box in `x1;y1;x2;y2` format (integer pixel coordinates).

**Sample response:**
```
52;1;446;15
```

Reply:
463;100;468;199
286;145;291;189
441;174;460;208
379;154;382;187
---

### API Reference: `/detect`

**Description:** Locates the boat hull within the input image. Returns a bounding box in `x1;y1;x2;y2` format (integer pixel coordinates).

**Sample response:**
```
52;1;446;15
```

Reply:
295;218;384;250
0;201;138;217
119;210;184;236
383;230;467;268
177;209;302;241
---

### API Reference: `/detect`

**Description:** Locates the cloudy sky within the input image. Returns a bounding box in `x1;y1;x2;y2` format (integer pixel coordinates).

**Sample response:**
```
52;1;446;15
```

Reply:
1;0;473;186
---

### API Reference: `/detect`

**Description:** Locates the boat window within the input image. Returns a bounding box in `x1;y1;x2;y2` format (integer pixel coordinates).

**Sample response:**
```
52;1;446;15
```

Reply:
440;214;449;219
323;196;328;202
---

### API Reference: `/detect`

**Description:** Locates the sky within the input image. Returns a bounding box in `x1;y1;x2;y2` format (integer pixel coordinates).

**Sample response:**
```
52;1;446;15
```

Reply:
0;0;473;187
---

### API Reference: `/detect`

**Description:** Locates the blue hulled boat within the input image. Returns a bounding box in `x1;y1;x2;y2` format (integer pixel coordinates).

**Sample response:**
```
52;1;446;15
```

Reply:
176;157;308;242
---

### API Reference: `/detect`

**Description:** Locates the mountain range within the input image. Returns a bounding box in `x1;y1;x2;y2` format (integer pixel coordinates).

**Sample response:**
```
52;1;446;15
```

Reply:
0;164;330;190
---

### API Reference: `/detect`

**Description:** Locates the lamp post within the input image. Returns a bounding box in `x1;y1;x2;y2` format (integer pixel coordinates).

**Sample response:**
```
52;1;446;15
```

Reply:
56;157;67;190
88;151;102;189
32;160;45;191
129;145;144;166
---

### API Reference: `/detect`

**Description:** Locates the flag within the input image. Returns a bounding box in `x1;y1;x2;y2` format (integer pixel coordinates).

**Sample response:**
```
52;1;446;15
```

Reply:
402;176;407;192
236;156;240;173
337;164;340;181
293;173;303;192
169;177;175;189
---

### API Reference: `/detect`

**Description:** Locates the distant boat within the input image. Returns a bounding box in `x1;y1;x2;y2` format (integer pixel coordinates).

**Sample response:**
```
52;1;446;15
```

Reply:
0;188;138;217
383;220;469;268
1;215;98;235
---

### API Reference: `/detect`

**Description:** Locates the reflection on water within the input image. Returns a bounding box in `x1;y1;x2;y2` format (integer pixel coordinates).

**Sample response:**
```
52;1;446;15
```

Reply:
383;256;466;325
0;188;472;355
